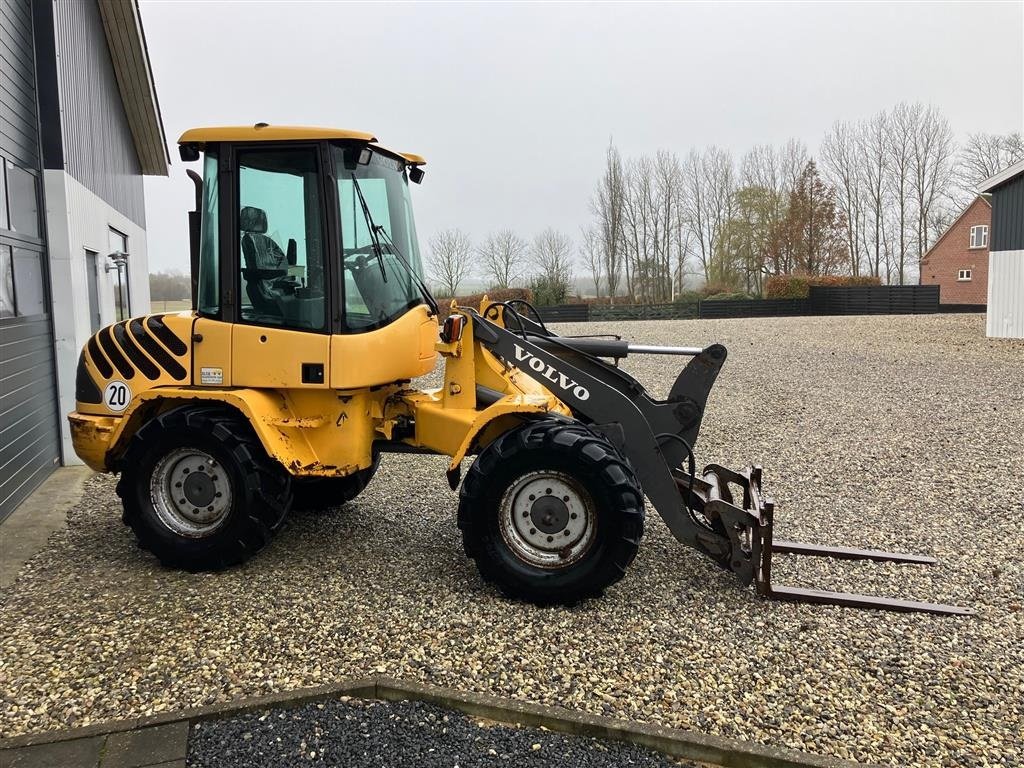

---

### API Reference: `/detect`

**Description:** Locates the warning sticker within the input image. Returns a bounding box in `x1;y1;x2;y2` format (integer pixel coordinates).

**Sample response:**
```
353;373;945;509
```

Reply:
200;367;224;385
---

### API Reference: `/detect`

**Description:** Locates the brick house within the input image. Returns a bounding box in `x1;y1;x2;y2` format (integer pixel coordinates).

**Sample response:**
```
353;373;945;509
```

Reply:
920;196;991;305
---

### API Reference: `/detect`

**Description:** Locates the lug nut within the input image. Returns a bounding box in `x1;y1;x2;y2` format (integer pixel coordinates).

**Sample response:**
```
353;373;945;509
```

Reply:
570;513;578;520
547;536;553;542
529;528;536;535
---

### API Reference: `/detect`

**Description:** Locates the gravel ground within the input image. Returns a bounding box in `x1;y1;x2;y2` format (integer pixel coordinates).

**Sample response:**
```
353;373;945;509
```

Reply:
187;696;698;767
1;314;1021;767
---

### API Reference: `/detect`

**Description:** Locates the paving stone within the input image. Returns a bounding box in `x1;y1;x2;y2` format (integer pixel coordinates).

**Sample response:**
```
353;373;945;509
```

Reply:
101;723;188;768
0;736;103;768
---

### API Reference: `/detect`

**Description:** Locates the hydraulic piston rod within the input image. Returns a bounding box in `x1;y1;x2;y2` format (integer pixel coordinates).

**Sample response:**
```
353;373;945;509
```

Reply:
627;344;704;356
533;337;705;359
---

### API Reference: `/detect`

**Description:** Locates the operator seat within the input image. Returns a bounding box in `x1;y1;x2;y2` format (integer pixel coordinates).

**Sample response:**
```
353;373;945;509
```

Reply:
239;206;287;318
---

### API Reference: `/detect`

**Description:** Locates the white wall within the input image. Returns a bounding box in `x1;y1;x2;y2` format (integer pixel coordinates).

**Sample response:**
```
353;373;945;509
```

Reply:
43;169;150;464
987;250;1024;339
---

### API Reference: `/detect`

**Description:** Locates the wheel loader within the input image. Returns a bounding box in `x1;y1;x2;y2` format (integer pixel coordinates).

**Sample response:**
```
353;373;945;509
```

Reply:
68;125;969;615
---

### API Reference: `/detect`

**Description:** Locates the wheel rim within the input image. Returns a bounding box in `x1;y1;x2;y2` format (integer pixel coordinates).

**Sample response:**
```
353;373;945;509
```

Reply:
499;470;596;569
150;447;232;537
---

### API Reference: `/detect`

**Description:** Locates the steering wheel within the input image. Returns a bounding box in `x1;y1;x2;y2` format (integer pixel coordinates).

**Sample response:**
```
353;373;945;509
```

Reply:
343;244;382;270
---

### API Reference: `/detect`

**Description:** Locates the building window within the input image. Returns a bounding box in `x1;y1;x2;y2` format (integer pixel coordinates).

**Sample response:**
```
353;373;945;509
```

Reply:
0;244;13;317
969;225;988;249
958;268;972;281
5;162;41;240
0;159;9;231
108;227;130;321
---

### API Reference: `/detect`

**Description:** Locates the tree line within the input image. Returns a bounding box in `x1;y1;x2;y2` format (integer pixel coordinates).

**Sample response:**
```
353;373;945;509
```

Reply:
427;102;1021;304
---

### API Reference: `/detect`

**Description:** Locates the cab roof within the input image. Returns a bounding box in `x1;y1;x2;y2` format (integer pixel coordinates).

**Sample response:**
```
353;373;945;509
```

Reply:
177;124;425;165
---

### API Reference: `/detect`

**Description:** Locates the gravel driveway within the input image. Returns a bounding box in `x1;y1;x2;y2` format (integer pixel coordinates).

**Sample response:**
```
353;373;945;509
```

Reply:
187;697;697;767
1;314;1021;767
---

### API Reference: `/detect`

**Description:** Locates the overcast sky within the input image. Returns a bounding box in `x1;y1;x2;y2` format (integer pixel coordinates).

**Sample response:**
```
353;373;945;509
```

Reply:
140;1;1024;273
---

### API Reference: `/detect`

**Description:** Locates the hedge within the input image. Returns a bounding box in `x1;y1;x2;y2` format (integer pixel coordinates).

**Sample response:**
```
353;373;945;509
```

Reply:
765;274;881;299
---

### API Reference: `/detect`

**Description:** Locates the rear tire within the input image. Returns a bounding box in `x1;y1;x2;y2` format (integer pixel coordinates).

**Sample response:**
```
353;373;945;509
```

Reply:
116;405;291;571
292;456;380;511
458;420;644;605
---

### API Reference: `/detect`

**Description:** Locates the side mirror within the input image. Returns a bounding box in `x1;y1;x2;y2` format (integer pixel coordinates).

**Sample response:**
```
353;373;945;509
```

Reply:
286;238;297;266
409;166;425;184
179;144;200;162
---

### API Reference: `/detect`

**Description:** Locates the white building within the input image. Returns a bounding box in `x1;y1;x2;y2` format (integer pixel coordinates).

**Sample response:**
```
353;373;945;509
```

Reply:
0;0;167;519
979;159;1024;339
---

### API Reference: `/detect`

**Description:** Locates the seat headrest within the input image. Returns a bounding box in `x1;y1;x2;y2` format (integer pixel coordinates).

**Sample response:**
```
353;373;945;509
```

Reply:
240;206;268;234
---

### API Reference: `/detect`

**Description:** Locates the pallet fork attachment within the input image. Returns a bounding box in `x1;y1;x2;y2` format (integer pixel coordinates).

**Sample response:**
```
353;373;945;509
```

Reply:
470;305;972;616
675;465;973;616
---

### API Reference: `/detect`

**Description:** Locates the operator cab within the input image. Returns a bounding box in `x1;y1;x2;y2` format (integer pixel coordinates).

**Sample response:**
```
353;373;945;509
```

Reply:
178;125;435;337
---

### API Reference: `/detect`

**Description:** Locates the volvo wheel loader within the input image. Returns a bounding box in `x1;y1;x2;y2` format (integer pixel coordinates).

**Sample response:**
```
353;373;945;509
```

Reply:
68;125;969;615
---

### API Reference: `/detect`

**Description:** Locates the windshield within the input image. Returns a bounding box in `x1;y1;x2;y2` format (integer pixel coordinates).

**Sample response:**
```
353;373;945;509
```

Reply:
335;145;425;331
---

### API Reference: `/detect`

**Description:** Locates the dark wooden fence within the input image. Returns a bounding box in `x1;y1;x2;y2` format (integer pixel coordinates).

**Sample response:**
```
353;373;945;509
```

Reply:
696;298;806;319
808;285;939;315
591;303;699;321
534;285;943;323
530;304;589;322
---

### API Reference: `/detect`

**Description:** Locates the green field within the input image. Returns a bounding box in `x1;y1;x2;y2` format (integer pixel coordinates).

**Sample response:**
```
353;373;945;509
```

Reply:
150;299;192;312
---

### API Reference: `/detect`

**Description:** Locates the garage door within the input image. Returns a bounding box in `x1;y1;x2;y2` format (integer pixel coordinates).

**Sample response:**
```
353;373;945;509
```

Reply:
1;0;61;521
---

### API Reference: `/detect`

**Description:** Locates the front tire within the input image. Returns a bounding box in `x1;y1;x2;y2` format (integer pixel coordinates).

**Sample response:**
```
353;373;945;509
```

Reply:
116;406;292;571
458;420;644;605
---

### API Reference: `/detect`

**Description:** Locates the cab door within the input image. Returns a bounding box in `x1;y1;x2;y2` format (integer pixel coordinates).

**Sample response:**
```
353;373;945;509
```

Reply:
229;145;330;389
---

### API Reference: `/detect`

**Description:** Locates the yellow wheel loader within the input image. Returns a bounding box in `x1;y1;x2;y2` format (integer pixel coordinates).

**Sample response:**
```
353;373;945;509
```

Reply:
68;125;969;615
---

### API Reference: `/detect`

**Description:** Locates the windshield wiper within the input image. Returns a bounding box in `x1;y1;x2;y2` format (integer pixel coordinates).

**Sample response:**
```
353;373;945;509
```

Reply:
374;224;440;317
350;174;388;283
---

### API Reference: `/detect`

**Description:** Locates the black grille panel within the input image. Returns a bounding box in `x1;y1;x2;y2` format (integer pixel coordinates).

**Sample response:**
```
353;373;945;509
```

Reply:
114;321;161;380
129;319;187;381
97;327;134;379
87;335;114;379
75;353;102;403
147;315;188;356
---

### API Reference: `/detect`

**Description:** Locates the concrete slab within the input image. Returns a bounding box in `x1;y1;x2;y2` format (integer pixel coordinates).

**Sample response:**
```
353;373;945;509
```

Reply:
0;466;93;589
101;723;188;768
0;736;103;767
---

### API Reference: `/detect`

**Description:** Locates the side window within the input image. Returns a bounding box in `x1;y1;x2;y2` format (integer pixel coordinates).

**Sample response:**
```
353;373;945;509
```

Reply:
108;228;130;321
198;150;220;315
237;148;324;330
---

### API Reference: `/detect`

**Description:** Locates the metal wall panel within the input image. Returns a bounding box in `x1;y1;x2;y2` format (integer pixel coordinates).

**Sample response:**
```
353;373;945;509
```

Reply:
0;0;60;522
0;317;61;520
0;0;40;169
990;175;1024;253
987;250;1024;339
51;0;145;227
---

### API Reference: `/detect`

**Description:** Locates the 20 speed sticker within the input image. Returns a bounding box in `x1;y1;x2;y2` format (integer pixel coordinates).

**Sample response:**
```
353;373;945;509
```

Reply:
103;380;132;412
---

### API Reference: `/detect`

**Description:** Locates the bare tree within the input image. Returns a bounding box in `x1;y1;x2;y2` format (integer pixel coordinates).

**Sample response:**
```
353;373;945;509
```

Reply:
590;142;626;303
580;226;603;298
911;105;956;265
957;132;1024;191
477;230;527;289
680;146;735;285
857;111;891;280
531;229;574;283
426;229;472;297
886;102;918;284
821;120;865;275
529;228;574;305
